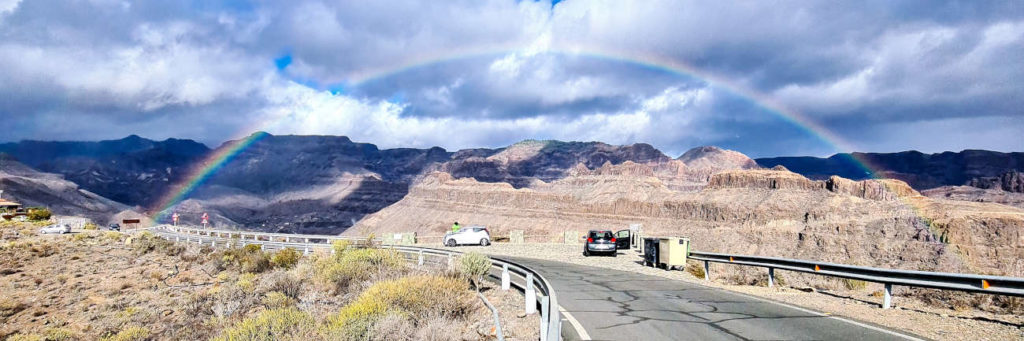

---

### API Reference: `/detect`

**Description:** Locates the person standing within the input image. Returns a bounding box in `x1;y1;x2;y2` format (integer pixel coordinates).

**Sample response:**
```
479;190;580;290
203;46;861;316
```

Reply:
451;221;461;233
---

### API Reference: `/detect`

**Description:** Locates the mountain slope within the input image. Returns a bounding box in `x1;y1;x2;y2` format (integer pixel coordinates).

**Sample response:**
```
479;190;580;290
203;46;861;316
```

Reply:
0;154;132;223
756;150;1024;190
0;136;211;206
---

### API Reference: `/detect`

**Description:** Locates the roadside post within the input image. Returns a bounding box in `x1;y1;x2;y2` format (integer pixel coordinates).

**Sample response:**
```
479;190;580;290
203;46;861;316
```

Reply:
201;212;209;229
171;212;179;226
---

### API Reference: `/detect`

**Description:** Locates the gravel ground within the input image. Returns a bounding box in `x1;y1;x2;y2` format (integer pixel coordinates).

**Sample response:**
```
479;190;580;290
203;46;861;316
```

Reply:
447;243;1024;341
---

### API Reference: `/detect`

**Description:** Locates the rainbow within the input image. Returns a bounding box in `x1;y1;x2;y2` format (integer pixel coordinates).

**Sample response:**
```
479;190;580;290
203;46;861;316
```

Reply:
150;46;931;225
150;131;269;221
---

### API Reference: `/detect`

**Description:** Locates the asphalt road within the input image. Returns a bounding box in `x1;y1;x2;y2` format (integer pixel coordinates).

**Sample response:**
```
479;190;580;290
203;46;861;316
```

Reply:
504;256;924;341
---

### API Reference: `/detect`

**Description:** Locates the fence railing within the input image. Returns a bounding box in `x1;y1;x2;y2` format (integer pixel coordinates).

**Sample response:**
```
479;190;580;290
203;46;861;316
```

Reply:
688;251;1024;309
144;225;562;341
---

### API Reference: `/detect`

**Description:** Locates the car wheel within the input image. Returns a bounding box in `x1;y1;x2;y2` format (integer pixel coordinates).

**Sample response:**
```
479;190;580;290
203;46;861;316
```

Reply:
480;238;489;246
446;239;456;247
583;249;590;257
611;252;617;257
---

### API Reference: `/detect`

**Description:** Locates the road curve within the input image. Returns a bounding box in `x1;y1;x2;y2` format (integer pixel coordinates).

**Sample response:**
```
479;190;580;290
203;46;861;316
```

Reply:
502;256;924;341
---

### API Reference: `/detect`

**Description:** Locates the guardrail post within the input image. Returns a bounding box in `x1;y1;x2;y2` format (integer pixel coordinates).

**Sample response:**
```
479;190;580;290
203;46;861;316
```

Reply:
768;268;775;288
883;283;893;309
260;244;265;251
539;295;549;341
525;273;537;315
418;251;424;266
447;253;453;268
304;246;310;255
501;264;511;291
704;260;710;281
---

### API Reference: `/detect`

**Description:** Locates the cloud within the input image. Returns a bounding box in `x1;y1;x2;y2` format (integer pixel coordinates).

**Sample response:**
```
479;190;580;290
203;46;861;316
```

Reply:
0;0;1021;157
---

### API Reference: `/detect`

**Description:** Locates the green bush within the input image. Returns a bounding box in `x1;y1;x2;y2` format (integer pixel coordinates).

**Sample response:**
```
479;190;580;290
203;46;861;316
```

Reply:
214;308;318;341
100;325;150;341
331;240;351;259
327;275;471;339
27;208;52;221
83;223;98;230
458;252;491;289
313;248;405;292
271;248;301;269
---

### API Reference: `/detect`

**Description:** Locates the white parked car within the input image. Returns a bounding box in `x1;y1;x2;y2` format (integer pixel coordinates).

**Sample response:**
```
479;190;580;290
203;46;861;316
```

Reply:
39;224;71;234
444;226;491;247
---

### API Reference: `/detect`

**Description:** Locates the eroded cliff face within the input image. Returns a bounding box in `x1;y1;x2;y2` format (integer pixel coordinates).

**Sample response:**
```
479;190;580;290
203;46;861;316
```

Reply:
351;166;1024;278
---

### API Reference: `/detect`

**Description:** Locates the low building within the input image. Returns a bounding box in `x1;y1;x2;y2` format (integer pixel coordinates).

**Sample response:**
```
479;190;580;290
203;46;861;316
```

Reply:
0;199;22;213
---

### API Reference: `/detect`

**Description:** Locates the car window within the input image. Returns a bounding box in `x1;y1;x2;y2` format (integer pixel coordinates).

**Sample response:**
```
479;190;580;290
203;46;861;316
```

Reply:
589;231;612;239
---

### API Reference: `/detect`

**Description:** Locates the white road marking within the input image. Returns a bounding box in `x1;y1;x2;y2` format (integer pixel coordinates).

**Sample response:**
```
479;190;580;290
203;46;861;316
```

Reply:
559;306;592;340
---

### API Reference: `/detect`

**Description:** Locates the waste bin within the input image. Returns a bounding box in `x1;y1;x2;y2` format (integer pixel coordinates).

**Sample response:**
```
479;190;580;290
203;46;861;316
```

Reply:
643;237;660;267
658;237;690;270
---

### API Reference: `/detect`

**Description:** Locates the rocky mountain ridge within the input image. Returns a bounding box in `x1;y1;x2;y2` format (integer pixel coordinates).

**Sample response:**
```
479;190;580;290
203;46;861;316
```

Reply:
756;150;1024;191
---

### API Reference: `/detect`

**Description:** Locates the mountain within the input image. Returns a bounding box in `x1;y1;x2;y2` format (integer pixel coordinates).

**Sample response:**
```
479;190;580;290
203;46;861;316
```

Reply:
756;150;1024;190
0;136;210;206
0;154;135;223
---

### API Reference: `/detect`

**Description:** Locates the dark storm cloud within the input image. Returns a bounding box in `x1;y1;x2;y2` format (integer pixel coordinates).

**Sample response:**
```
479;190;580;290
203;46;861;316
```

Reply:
0;0;1021;156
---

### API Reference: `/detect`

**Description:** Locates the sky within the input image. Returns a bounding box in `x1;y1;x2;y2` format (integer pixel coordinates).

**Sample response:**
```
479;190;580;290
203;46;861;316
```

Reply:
0;0;1022;158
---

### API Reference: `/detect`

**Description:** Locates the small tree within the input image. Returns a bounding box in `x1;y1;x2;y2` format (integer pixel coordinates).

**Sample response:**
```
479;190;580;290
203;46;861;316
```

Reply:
459;252;492;291
27;208;51;221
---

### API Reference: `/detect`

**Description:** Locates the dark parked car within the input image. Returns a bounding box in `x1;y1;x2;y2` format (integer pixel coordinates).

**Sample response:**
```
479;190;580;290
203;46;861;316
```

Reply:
107;223;120;231
584;230;618;257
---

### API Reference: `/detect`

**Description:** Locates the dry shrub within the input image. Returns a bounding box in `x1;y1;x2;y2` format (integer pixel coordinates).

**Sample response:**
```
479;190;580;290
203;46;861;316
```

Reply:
271;248;301;269
258;270;303;299
263;291;296;309
103;232;122;243
218;245;271;274
6;334;44;341
100;325;150;341
0;296;26;317
841;278;868;290
369;313;414;341
685;261;705;279
412;316;463;341
29;242;56;257
213;308;319;341
128;232;182;256
44;327;77;341
327;275;472;339
83;223;98;230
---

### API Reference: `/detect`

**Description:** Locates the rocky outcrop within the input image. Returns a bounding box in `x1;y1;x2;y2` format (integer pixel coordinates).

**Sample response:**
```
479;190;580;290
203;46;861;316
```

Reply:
968;171;1024;193
707;169;920;201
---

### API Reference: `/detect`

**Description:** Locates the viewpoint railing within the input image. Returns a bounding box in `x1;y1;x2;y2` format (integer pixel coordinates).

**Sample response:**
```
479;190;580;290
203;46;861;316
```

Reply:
688;250;1024;309
144;225;562;341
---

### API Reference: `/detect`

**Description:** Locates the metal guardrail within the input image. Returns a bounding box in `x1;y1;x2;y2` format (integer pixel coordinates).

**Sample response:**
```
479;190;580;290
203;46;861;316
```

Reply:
688;250;1024;309
143;225;562;341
